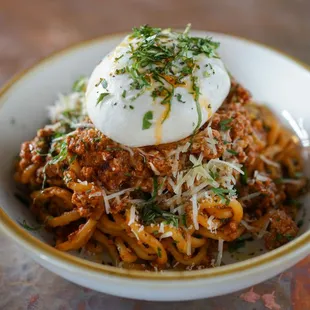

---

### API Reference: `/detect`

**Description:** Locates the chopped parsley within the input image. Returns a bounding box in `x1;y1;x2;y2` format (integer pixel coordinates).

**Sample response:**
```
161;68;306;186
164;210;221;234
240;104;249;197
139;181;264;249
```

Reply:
211;187;236;204
157;247;162;258
240;166;248;185
42;140;69;188
96;92;110;106
175;93;185;103
219;118;232;131
122;90;127;98
69;154;77;164
18;220;42;231
95;78;108;88
142;111;153;130
115;54;124;61
276;233;294;242
151;177;159;201
140;203;179;227
181;214;187;227
227;149;238;155
294;172;303;178
72;76;87;92
209;170;219;180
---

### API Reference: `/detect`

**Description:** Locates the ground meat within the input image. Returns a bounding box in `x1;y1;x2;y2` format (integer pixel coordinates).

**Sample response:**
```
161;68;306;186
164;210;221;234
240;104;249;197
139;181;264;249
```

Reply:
264;210;298;250
15;81;305;234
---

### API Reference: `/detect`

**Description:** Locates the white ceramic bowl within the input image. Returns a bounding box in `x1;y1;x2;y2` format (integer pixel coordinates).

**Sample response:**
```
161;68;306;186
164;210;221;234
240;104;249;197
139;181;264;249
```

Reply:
0;31;309;301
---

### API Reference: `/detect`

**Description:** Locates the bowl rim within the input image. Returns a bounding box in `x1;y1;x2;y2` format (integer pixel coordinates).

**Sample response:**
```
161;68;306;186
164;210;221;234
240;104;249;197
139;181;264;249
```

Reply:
0;30;309;281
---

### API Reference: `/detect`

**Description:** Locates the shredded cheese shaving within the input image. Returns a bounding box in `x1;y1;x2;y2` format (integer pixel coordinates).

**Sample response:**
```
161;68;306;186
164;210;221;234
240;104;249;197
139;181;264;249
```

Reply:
260;155;280;168
159;231;173;240
240;192;261;201
207;215;218;233
191;194;199;230
128;205;136;226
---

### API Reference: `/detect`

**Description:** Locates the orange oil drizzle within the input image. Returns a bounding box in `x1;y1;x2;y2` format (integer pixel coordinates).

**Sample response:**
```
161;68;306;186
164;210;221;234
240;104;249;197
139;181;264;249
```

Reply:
155;104;170;145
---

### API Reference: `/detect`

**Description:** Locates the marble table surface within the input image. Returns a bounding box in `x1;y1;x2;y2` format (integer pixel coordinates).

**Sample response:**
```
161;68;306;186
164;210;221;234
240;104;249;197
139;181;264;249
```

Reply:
0;0;309;309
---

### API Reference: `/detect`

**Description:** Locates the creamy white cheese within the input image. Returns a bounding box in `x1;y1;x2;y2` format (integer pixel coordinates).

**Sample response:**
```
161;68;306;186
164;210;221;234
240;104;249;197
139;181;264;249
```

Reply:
86;30;230;147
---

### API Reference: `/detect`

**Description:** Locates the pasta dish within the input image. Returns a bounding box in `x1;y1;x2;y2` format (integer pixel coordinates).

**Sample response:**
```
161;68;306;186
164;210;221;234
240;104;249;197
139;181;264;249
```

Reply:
15;25;307;271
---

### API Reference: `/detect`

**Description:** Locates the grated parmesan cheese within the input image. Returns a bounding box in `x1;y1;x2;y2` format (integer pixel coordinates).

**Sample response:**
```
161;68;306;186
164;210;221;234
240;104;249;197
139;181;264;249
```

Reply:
131;229;140;240
77;179;88;185
159;231;173;240
120;145;134;156
257;219;270;239
254;170;270;182
190;194;199;230
70;123;95;129
208;158;244;175
206;126;217;154
240;220;256;231
101;188;110;214
281;178;304;185
159;222;165;233
207;215;218;233
128;205;136;226
260;155;280;168
48;90;87;123
104;188;135;201
149;162;161;175
88;191;102;198
240;192;261;201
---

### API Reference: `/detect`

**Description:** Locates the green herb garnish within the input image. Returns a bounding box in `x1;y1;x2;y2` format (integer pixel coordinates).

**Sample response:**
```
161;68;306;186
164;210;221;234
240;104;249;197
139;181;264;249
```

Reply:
157;247;162;258
211;187;236;204
69;154;77;164
18;220;42;231
209;170;219;180
219;118;232;131
227;149;238;155
181;214;187;227
122;90;127;98
95;78;108;89
240;166;248;185
42;140;68;189
115;54;124;61
140;204;179;227
72;76;87;92
96;92;110;106
175;93;185;103
142;111;153;130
